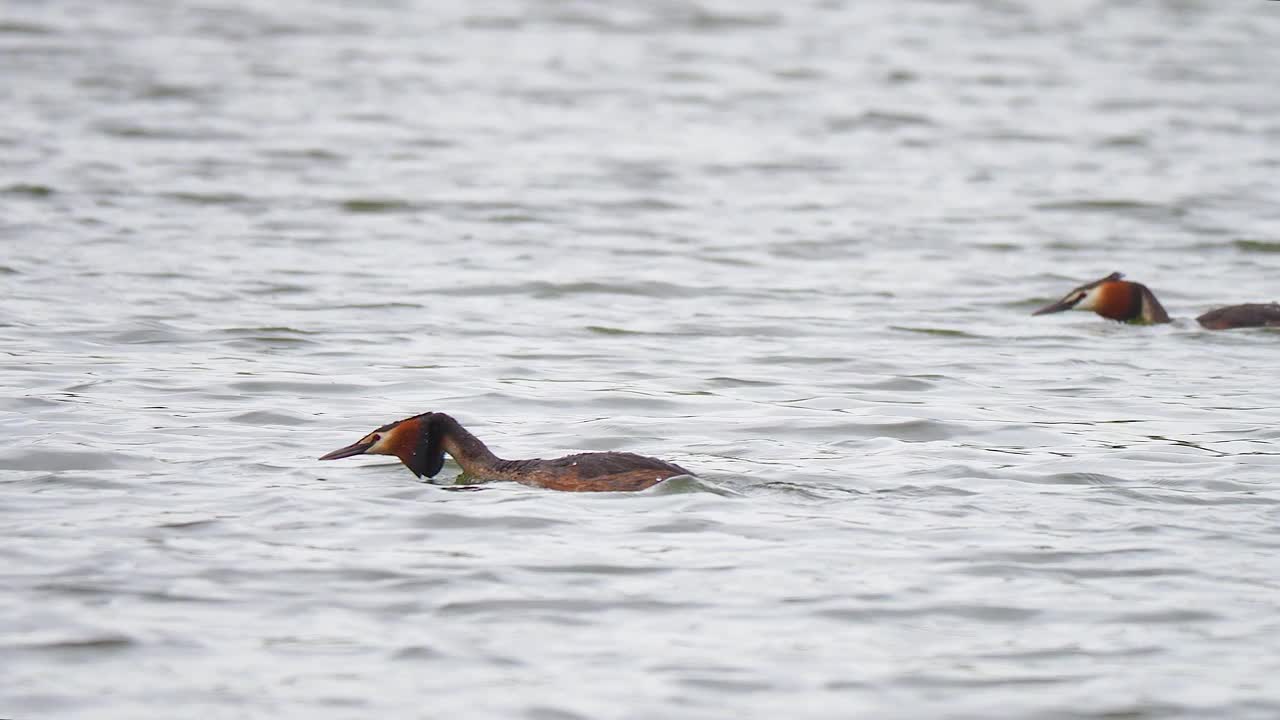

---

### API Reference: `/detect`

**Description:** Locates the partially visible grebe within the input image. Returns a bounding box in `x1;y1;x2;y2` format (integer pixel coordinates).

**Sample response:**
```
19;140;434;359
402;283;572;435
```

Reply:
1032;272;1280;329
319;412;692;492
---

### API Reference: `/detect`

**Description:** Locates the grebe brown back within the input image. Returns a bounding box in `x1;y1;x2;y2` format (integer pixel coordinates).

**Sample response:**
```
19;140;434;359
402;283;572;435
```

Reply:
1032;272;1280;329
319;412;691;492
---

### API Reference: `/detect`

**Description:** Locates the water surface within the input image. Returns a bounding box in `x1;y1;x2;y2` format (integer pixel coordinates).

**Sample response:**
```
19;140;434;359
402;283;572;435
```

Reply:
3;1;1280;718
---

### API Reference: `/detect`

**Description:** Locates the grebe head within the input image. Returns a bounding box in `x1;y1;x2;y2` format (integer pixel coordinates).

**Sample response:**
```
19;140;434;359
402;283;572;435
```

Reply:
1032;272;1126;317
318;412;447;478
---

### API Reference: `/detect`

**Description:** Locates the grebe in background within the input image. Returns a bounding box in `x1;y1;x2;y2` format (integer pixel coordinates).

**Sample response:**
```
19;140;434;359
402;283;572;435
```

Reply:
1033;272;1280;329
319;412;692;492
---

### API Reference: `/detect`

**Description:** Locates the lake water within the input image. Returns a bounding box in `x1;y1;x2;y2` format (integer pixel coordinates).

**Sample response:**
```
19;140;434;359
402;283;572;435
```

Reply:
3;1;1280;718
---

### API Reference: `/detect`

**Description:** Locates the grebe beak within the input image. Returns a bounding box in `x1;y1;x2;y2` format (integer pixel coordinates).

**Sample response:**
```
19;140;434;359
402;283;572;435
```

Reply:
319;440;375;461
1032;297;1077;316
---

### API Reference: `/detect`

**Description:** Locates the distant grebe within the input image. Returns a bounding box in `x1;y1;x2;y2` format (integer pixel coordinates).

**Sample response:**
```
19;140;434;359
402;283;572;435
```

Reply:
1033;272;1280;329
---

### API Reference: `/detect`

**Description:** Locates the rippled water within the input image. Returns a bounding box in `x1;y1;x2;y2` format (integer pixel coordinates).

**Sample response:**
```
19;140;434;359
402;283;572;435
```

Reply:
4;1;1280;717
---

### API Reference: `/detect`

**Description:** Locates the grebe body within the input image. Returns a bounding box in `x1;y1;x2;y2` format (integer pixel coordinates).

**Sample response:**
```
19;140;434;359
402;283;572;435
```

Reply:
1195;303;1280;330
319;412;690;492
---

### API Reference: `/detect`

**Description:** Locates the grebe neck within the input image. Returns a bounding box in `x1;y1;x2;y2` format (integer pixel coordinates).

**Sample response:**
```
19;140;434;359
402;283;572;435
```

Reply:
434;414;504;475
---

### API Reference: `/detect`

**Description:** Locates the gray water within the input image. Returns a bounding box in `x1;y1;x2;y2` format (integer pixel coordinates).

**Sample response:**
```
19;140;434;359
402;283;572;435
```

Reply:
4;1;1280;718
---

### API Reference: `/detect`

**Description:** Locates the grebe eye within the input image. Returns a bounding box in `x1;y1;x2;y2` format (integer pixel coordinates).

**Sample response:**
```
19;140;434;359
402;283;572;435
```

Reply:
370;434;381;443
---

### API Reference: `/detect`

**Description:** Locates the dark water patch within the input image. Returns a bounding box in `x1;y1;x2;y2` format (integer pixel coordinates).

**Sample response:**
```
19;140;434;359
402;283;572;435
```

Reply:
3;183;55;197
261;147;345;163
581;394;681;412
463;13;523;29
338;198;419;213
855;376;937;391
1048;702;1200;720
205;566;417;588
94;121;244;142
977;241;1021;251
161;191;253;205
959;563;1192;580
638;517;723;533
1063;566;1194;580
1035;383;1125;395
585;325;646;336
220;325;320;337
911;463;1001;481
437;280;705;299
852;419;960;442
976;644;1162;662
754;354;867;367
36;582;229;604
705;375;779;387
230;380;369;394
155;517;222;531
228;410;309;426
487;212;546;224
11;634;136;653
1098;134;1148;148
0;395;62;411
0;21;56;34
526;706;589;720
407;135;454;149
825;111;936;132
1103;609;1220;624
412;512;569;530
333;302;424;310
1018;472;1131;486
820;604;1040;622
944;548;1161;565
980;130;1067;144
661;68;713;85
0;264;20;274
538;7;778;33
243;282;311;296
316;696;369;709
750;481;866;500
438;597;703;616
885;68;917;84
590;197;686;214
393;645;445;660
890;326;981;338
138;83;207;101
1233;239;1280;253
674;321;808;338
222;334;316;349
1117;489;1280;507
764;237;868;259
520;563;670;576
737;158;841;175
1034;199;1185;221
0;449;141;472
19;473;137;490
126;271;193;281
872;483;979;498
262;635;368;654
893;671;1081;689
676;676;774;692
684;8;780;29
824;679;874;690
105;323;201;345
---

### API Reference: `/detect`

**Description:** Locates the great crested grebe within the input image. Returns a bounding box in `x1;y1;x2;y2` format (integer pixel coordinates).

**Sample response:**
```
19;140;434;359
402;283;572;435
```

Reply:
1033;272;1280;329
318;412;692;492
